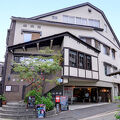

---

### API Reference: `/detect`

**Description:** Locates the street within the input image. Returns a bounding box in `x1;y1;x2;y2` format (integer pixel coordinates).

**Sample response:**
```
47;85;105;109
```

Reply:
42;103;119;120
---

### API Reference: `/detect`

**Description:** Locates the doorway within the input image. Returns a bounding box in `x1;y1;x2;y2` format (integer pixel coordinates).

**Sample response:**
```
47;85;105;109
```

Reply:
73;87;98;103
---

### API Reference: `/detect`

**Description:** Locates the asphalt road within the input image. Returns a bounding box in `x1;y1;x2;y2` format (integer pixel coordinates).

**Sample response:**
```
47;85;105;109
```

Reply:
42;103;119;120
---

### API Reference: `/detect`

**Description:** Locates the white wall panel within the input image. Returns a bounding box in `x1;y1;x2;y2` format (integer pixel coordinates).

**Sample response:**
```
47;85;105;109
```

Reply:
92;57;98;71
86;70;92;78
93;71;98;79
70;67;77;76
79;69;85;77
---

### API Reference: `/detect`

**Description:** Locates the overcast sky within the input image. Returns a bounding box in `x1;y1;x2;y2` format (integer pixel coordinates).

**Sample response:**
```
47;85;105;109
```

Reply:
0;0;120;62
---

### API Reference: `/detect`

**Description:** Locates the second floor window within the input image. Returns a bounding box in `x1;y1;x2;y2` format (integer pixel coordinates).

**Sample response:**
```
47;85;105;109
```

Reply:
78;53;84;69
69;50;92;70
104;64;111;75
113;67;117;78
86;55;91;70
69;50;77;67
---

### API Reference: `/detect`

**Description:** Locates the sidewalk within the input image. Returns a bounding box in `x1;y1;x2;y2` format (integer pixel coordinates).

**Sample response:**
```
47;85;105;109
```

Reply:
69;102;109;110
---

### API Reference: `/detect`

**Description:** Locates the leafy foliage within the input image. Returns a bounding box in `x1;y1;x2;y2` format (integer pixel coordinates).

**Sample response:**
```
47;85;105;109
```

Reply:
13;48;63;94
35;92;54;111
24;89;41;103
25;90;54;111
114;96;120;119
0;94;6;101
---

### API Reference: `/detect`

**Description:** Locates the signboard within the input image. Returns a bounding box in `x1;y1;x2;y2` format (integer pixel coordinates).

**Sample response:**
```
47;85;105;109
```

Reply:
27;96;35;108
60;96;69;111
36;104;46;118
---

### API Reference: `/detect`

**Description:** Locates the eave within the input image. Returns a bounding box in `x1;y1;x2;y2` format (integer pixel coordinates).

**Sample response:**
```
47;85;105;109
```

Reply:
8;32;100;53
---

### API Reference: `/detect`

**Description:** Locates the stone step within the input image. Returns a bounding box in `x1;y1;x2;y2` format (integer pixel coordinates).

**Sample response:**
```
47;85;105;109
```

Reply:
0;113;37;119
6;102;26;107
0;108;36;114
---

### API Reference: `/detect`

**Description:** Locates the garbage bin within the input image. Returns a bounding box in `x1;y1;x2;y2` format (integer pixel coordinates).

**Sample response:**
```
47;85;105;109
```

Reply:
55;96;61;113
36;104;46;118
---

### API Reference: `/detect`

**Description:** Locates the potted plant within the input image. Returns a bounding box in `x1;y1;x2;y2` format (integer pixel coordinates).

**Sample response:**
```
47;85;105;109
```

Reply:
0;95;7;105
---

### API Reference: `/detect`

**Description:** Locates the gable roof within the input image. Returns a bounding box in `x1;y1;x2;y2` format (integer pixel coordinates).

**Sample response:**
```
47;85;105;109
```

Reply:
30;2;120;48
8;32;100;53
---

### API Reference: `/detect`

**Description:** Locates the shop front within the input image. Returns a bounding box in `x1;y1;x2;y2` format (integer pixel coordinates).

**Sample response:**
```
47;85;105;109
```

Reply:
63;86;111;103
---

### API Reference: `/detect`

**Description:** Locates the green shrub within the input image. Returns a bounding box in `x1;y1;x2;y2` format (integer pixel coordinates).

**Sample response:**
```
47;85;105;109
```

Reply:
24;89;41;103
0;94;6;101
35;93;55;111
25;90;54;111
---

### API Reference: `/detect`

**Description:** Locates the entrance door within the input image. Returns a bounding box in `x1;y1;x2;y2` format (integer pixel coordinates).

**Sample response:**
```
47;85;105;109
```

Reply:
73;87;97;103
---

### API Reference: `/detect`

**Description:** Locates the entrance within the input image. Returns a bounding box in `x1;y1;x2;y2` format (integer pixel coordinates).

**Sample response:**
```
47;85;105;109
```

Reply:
73;87;97;103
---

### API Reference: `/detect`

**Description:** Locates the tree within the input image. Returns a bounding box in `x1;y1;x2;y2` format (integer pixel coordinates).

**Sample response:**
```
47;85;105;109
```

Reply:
13;48;63;96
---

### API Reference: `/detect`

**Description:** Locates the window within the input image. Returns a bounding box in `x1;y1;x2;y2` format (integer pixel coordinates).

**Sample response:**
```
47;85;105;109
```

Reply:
104;64;111;75
76;17;81;24
86;55;91;70
63;15;68;23
81;18;87;25
5;86;11;91
69;16;75;24
112;49;115;59
95;40;101;50
11;85;19;92
24;33;32;42
89;19;100;28
104;24;107;32
103;45;110;55
23;24;27;27
80;37;91;45
69;50;77;67
23;32;40;42
63;15;75;24
30;25;34;28
113;67;117;78
5;85;19;92
52;16;58;19
78;53;84;69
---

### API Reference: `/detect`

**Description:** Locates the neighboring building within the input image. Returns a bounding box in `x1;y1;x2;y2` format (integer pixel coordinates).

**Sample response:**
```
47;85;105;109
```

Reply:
0;62;4;94
3;2;120;102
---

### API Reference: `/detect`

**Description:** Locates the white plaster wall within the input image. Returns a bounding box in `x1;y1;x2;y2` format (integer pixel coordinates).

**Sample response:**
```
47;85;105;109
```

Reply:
64;66;69;76
93;71;98;79
70;67;77;76
92;57;98;71
79;69;85;77
64;48;69;65
86;70;92;78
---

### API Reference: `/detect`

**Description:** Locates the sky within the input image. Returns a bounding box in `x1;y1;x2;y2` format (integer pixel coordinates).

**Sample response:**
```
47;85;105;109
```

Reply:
0;0;120;62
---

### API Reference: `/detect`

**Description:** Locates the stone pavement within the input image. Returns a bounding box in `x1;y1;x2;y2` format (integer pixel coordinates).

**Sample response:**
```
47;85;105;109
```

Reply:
69;102;109;110
42;103;119;120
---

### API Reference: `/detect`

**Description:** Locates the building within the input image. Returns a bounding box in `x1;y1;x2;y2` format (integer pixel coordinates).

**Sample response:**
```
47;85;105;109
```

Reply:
0;62;4;94
3;2;120;102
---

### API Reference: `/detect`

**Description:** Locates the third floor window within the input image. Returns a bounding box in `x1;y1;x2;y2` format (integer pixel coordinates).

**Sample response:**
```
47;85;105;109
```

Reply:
103;45;110;55
23;32;41;42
